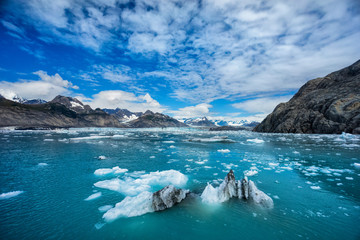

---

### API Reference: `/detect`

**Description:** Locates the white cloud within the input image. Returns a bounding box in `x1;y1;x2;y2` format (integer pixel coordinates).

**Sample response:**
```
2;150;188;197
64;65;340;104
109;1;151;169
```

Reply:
3;0;360;105
88;90;165;113
0;71;78;101
171;103;212;118
232;96;293;114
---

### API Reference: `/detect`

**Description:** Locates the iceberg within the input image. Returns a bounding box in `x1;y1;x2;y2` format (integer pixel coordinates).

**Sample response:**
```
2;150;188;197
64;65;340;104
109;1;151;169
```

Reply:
103;185;189;221
201;170;273;208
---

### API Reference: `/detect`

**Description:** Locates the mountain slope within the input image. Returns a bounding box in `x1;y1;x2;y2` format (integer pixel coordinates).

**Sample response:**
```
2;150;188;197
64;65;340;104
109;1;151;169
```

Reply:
254;60;360;134
128;110;188;128
0;96;125;128
103;108;142;122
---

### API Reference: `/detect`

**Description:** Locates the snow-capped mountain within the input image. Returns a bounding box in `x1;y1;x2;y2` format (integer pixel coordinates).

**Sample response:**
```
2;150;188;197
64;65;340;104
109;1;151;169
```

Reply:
103;108;143;123
0;89;47;104
179;117;215;127
178;117;259;127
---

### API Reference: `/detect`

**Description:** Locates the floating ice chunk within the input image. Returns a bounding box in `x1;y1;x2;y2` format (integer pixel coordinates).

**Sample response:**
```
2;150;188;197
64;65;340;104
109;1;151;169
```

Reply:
337;183;343;186
44;139;54;142
0;191;24;200
189;136;235;143
293;151;300;154
195;160;208;165
94;178;150;196
98;156;107;160
246;138;264;143
268;163;279;167
354;163;360;169
94;167;128;176
222;163;238;169
38;163;48;166
244;169;258;176
94;170;188;196
84;192;102;201
163;141;175;143
273;195;280;199
103;191;154;221
345;177;354;180
169;145;176;149
98;205;113;212
310;186;321;190
149;156;155;159
217;149;230;153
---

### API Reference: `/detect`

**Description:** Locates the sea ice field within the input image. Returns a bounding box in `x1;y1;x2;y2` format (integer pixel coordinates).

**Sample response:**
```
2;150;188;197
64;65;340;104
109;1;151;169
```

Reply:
0;128;359;239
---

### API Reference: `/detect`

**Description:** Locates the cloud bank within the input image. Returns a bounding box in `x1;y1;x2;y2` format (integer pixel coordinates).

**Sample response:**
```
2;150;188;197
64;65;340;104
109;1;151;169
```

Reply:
1;0;360;118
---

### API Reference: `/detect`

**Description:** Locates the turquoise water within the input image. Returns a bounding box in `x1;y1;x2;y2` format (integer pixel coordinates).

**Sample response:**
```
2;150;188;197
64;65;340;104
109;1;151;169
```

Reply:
0;128;359;240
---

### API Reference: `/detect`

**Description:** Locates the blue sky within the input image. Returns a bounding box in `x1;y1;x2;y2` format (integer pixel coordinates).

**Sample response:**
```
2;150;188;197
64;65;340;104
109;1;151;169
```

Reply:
0;0;359;121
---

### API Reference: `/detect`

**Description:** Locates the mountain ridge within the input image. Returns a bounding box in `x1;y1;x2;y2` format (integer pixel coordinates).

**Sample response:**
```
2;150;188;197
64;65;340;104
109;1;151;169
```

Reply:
254;59;360;134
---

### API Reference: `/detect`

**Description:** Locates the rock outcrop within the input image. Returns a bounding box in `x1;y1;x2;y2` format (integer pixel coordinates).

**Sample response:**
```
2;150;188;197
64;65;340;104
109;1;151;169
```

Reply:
254;60;360;134
0;96;125;128
201;170;274;208
128;110;188;128
152;185;189;211
209;126;251;131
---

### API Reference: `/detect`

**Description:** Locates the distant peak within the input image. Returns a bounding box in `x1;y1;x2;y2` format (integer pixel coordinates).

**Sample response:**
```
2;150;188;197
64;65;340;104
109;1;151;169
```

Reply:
144;110;154;115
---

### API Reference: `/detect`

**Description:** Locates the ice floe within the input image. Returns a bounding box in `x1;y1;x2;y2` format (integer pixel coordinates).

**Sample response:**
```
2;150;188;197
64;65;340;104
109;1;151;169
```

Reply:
217;149;230;153
244;169;258;177
94;170;188;196
103;185;188;221
94;167;128;176
98;205;113;212
84;192;102;201
38;163;48;166
353;163;360;169
0;191;24;200
246;138;264;143
97;155;107;160
103;191;154;221
189;136;235;143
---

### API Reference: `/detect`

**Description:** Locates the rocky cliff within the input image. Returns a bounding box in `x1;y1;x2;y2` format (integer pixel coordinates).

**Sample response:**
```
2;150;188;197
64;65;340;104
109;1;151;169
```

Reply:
128;110;188;128
254;60;360;134
0;96;125;128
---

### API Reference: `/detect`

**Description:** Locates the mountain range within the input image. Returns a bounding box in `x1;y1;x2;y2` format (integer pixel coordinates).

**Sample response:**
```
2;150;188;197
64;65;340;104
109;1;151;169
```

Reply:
0;95;186;129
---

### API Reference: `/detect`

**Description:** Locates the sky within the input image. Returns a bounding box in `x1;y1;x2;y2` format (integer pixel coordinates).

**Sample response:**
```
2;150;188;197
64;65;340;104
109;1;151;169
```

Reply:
0;0;359;122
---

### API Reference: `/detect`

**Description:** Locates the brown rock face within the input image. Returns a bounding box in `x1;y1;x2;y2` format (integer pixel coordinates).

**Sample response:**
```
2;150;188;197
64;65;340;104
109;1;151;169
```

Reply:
0;96;125;128
254;60;360;134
